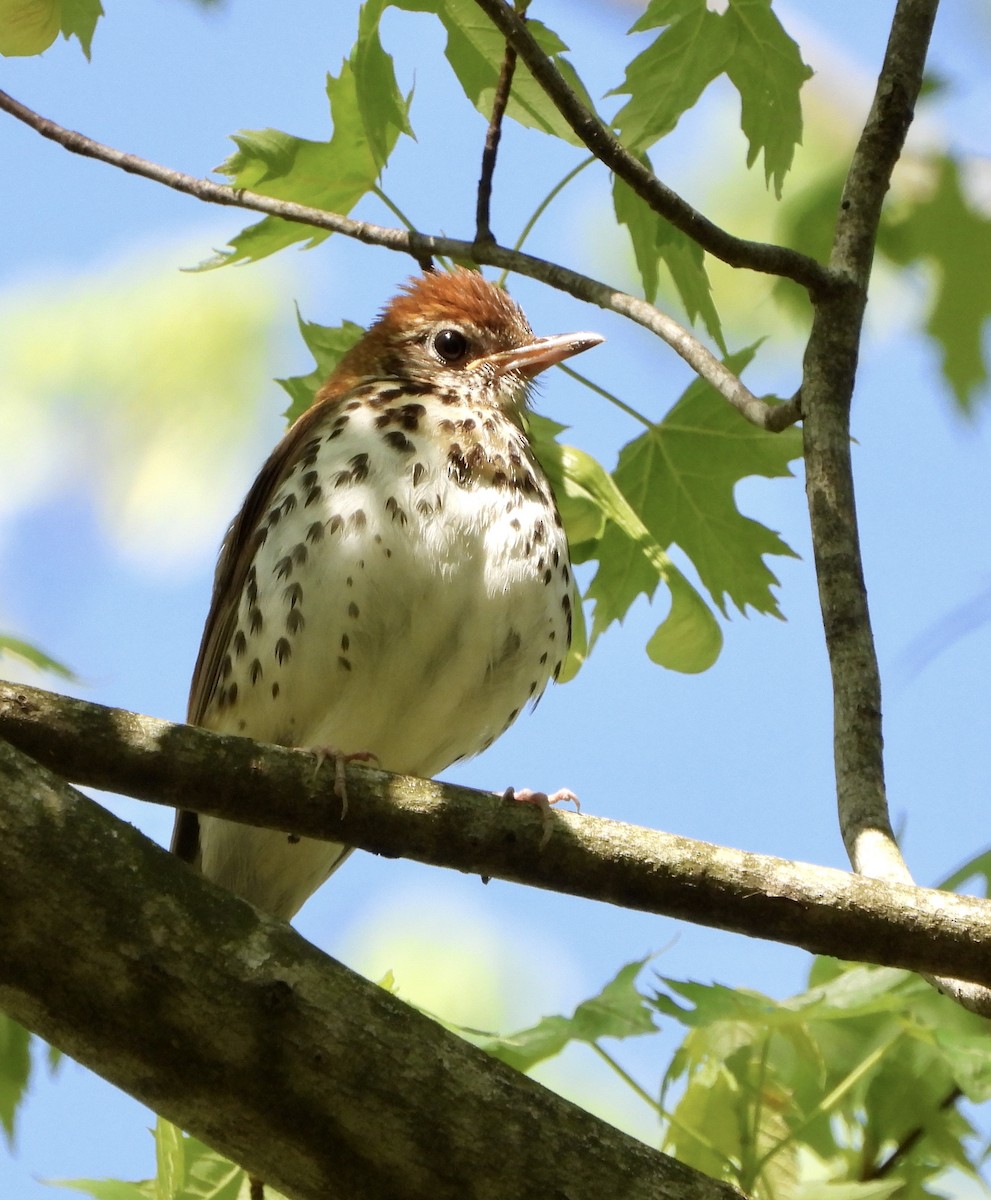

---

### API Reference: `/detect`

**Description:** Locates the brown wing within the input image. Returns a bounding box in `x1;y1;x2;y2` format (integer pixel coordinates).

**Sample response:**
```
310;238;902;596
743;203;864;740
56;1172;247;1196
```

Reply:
170;394;345;860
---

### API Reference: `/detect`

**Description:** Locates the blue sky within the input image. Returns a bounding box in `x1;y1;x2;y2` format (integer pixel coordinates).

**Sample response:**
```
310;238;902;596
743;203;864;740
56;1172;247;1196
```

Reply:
1;1;989;1194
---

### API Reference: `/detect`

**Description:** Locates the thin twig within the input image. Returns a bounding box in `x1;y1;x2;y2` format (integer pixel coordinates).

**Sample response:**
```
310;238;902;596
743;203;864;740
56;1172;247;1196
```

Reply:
0;87;798;433
468;0;833;295
475;1;528;244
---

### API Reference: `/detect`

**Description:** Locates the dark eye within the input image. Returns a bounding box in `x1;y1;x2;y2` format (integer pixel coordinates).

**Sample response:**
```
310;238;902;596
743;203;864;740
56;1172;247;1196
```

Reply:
432;327;470;363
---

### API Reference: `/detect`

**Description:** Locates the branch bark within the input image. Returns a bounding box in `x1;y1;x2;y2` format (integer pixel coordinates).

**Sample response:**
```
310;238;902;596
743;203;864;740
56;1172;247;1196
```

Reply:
0;736;732;1200
795;0;986;1011
468;0;833;294
0;87;796;434
3;682;991;997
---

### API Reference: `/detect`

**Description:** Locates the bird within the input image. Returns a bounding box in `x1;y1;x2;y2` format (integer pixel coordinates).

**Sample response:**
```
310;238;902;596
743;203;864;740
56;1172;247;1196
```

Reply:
170;267;603;920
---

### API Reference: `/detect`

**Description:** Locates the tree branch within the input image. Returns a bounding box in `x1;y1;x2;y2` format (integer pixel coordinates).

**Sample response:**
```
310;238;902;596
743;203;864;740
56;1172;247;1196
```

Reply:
0;87;798;434
474;1;526;244
797;0;983;1010
3;682;991;999
0;737;733;1200
468;0;833;294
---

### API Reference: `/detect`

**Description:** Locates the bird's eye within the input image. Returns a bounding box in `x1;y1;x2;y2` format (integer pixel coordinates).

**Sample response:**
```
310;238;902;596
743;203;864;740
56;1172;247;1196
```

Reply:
432;328;470;363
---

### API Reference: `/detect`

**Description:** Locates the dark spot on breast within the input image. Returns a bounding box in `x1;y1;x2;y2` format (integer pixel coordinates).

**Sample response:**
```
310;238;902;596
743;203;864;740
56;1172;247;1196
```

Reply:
348;602;360;619
286;609;305;635
528;680;538;697
492;471;508;489
232;630;247;658
510;517;521;531
282;494;298;516
417;498;434;516
539;651;548;665
329;514;344;535
553;660;563;680
292;542;308;566
412;462;425;486
533;520;545;543
338;656;352;671
543;569;552;585
350;453;369;481
385;497;407;525
384;431;415;455
227;682;238;706
284;582;302;607
305;486;323;507
341;634;350;652
438;419;455;435
448;444;471;486
271;682;280;699
219;654;232;681
275;556;293;580
249;607;263;634
552;548;560;567
275;637;292;664
250;659;263;685
350;509;367;531
255;526;269;548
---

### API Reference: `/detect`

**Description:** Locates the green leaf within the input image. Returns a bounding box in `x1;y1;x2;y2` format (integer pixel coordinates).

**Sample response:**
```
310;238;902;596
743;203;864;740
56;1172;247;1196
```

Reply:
612;172;724;346
353;0;416;170
529;413;723;673
611;0;810;195
203;12;412;269
56;1132;248;1200
154;1118;183;1200
0;634;76;680
277;312;365;423
390;0;598;145
611;0;732;150
722;0;812;197
0;0;59;56
611;346;801;617
54;1180;155;1200
937;847;991;896
60;0;102;58
880;155;991;411
0;1013;31;1144
480;958;656;1072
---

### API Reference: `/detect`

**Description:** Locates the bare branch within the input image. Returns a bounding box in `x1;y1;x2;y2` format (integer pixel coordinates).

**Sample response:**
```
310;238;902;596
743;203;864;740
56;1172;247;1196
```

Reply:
3;681;991;1003
797;1;980;1008
0;736;731;1200
475;1;527;244
0;87;797;433
468;0;833;294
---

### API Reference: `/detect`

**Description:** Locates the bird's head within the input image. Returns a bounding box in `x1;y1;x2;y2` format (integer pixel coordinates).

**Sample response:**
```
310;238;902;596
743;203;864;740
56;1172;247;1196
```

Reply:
326;268;603;417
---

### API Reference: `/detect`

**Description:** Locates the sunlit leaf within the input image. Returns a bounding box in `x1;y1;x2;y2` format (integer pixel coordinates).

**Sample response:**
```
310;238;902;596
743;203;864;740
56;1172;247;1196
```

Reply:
203;6;413;269
880;155;991;412
722;0;812;197
0;0;59;56
610;346;801;617
613;172;724;345
0;1014;31;1144
60;0;102;57
277;312;364;423
480;958;656;1072
0;634;75;680
611;0;810;195
391;0;598;144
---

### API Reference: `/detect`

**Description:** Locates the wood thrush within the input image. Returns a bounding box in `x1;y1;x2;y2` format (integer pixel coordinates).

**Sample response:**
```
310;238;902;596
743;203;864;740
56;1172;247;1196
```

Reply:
170;268;603;918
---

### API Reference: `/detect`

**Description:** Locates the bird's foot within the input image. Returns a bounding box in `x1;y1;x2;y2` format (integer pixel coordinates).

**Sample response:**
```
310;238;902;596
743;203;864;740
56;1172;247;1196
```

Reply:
501;786;580;848
312;747;380;817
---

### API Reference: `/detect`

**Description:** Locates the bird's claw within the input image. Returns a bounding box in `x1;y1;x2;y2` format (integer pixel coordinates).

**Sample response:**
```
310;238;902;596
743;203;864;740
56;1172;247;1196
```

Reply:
313;747;379;818
501;786;580;848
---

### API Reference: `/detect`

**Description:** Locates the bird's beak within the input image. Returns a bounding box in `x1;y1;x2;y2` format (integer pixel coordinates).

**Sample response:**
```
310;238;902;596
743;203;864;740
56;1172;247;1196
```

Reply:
475;331;605;380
